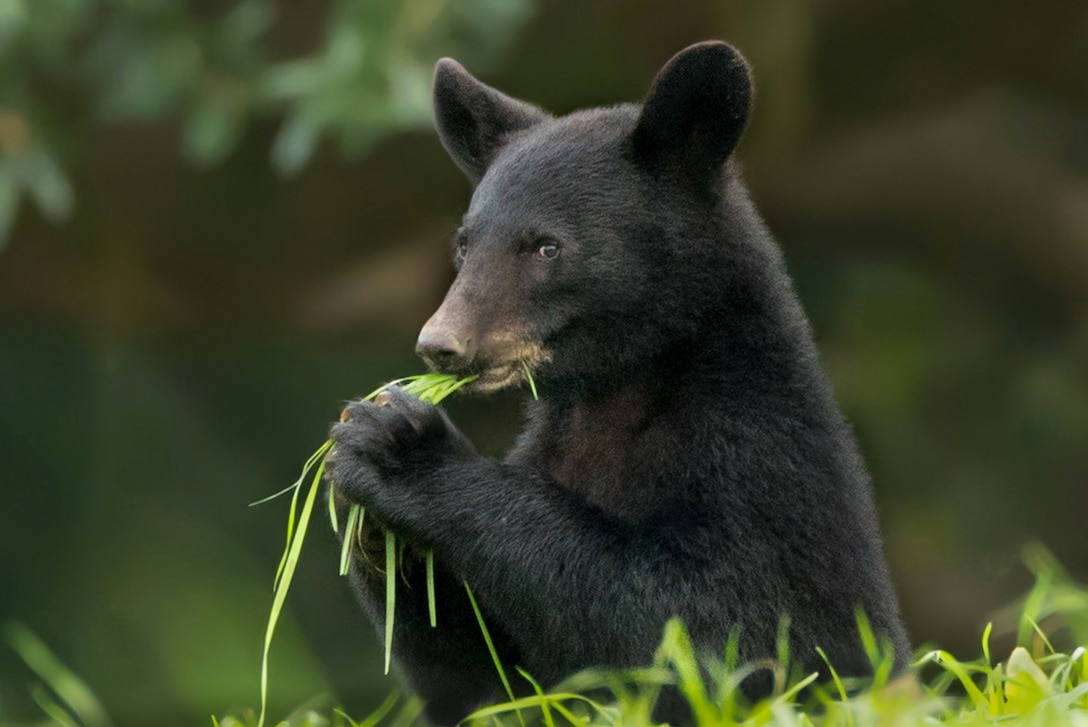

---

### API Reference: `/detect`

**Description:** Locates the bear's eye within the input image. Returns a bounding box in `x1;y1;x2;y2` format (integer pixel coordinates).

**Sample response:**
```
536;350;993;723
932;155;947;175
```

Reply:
537;241;560;260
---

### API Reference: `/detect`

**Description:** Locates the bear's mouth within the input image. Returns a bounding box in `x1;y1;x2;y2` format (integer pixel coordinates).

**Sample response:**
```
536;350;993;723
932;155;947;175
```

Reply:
432;352;548;395
463;361;527;394
471;342;552;394
419;339;550;395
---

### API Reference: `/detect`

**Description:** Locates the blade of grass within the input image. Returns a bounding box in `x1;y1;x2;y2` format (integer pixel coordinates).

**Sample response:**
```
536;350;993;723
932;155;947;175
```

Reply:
4;622;111;727
815;646;848;703
521;361;538;400
258;452;327;727
464;582;518;707
29;684;80;727
856;609;880;668
385;530;396;675
426;550;437;628
334;691;399;727
465;693;607;724
1025;615;1057;655
658;619;716;725
328;460;340;534
388;696;425;727
339;505;361;576
355;507;366;549
250;440;331;508
516;667;556;727
778;671;819;703
270;440;333;591
271;478;303;592
916;650;987;706
547;700;591;727
362;376;415;400
1018;567;1054;647
776;613;792;690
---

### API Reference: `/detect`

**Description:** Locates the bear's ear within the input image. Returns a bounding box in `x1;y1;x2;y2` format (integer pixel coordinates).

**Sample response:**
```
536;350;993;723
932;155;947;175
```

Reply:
433;59;549;183
631;41;753;189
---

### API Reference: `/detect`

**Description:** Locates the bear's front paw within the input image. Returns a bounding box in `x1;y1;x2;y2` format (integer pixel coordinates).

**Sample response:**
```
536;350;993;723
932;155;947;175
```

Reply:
325;385;466;528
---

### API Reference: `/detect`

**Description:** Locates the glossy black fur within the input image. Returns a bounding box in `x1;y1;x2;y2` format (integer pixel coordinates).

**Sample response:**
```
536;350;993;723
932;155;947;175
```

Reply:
327;41;910;724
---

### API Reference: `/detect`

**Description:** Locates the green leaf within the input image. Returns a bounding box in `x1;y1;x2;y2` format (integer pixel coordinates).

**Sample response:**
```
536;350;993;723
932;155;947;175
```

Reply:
0;0;27;51
182;97;242;166
23;150;73;223
271;114;319;177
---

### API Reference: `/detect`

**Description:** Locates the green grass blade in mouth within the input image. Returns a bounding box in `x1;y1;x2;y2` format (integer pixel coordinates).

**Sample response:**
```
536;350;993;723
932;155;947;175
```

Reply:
521;360;538;400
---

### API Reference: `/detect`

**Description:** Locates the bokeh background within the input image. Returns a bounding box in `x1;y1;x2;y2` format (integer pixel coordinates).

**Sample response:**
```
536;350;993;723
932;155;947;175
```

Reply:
1;0;1086;724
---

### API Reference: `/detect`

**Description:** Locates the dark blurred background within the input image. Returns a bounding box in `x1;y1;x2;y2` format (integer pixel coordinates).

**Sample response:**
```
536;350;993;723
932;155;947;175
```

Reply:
1;0;1086;724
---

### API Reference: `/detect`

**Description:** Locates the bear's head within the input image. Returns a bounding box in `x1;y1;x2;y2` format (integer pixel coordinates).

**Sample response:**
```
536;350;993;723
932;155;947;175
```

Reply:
418;41;755;395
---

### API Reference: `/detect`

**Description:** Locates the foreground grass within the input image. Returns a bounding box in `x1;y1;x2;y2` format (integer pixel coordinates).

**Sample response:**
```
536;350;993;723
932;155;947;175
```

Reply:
218;624;1088;727
5;548;1087;727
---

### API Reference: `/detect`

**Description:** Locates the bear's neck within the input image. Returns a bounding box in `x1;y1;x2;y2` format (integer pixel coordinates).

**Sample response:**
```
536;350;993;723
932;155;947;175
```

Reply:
519;367;668;519
514;254;843;522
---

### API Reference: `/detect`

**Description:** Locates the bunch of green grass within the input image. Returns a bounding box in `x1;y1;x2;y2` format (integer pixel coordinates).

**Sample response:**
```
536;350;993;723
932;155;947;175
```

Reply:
332;374;478;633
253;373;475;727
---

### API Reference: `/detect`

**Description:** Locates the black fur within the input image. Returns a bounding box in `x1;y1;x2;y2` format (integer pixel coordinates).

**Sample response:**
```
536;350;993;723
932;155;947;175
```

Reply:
327;41;910;724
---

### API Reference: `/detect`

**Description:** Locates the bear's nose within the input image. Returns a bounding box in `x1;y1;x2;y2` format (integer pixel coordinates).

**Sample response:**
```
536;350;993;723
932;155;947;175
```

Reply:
415;328;474;372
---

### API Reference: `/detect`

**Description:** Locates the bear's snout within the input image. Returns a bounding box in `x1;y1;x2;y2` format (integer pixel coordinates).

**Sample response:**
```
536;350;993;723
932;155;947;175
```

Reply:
416;323;475;372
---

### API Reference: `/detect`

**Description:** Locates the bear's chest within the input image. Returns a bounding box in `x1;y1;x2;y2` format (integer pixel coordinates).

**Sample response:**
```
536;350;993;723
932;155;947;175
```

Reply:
546;390;662;520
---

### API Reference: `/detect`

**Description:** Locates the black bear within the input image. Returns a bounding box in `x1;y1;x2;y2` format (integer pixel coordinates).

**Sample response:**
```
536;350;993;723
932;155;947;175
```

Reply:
327;40;910;723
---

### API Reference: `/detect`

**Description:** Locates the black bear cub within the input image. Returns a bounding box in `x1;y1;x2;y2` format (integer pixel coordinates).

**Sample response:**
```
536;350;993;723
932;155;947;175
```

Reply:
328;41;910;723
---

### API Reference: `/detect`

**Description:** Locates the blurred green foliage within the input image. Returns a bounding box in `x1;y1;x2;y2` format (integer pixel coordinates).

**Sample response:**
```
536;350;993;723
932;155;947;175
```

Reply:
0;0;532;244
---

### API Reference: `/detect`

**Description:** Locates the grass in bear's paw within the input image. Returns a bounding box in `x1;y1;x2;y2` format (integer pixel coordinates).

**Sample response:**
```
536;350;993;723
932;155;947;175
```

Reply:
252;373;475;727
